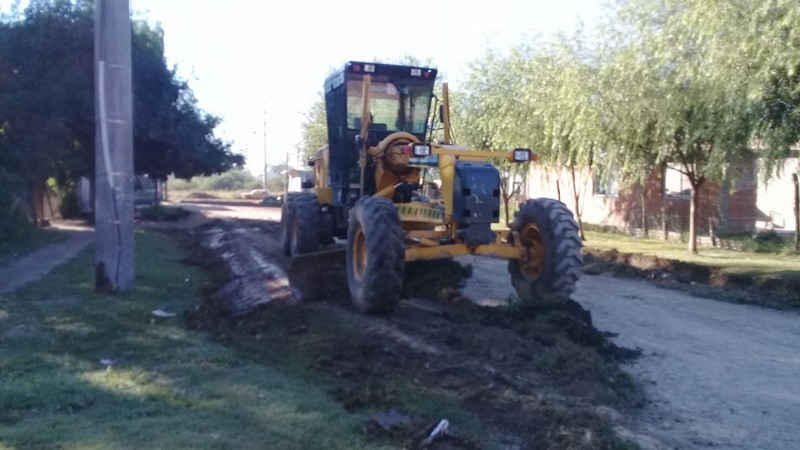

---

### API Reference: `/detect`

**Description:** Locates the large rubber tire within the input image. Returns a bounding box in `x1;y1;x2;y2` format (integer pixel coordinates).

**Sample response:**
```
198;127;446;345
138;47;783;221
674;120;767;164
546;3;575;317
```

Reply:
290;193;321;256
280;194;298;256
508;198;582;302
346;197;405;314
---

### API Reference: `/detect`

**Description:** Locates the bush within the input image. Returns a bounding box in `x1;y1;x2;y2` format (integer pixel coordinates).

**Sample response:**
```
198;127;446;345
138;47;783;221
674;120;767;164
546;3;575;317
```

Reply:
58;182;83;219
0;172;33;242
715;230;794;254
169;170;261;193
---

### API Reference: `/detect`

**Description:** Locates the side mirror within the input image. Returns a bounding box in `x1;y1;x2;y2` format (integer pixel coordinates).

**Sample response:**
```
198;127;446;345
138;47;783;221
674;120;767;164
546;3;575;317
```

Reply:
438;104;445;122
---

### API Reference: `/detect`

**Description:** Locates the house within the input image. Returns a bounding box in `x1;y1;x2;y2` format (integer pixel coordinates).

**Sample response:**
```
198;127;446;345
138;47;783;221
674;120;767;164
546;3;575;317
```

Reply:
755;157;800;233
524;156;796;236
287;169;314;192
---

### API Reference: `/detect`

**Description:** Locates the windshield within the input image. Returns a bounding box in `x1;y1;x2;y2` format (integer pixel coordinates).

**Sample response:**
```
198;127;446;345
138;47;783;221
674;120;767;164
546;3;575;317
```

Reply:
346;76;432;135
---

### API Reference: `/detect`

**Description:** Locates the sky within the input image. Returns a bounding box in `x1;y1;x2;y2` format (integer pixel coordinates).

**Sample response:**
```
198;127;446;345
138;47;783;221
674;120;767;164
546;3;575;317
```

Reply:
4;0;603;175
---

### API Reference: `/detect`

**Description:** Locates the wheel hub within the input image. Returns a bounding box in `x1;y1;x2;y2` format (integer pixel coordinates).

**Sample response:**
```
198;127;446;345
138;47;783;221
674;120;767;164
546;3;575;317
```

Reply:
352;227;368;281
519;224;544;279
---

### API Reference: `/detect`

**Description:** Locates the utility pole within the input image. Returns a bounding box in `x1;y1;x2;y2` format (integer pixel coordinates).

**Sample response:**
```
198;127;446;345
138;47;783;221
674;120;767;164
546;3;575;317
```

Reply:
94;0;134;291
793;172;799;253
263;109;268;190
285;151;290;195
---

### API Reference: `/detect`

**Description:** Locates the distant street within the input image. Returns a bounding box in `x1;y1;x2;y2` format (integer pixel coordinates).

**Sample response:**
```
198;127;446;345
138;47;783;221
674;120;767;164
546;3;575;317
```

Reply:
172;201;282;222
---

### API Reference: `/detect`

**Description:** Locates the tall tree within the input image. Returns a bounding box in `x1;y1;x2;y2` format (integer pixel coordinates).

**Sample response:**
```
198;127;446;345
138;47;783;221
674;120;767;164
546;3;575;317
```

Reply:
296;95;327;165
452;48;538;226
603;0;759;253
0;0;243;226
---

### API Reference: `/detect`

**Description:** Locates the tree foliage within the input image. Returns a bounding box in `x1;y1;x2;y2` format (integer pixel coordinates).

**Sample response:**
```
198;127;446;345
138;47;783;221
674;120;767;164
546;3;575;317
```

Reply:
0;0;243;231
452;34;602;236
451;0;800;253
290;2;800;252
296;95;327;165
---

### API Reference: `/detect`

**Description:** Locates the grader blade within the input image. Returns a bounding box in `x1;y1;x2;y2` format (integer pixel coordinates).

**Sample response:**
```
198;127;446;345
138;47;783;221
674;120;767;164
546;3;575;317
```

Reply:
287;247;349;302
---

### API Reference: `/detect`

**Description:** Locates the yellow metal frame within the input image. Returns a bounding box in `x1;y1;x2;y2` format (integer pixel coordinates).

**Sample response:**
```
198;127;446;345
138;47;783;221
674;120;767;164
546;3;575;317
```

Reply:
405;230;520;261
307;77;527;264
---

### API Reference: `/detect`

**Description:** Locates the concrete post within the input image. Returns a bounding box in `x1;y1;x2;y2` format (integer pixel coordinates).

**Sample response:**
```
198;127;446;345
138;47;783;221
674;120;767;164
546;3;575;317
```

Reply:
94;0;134;291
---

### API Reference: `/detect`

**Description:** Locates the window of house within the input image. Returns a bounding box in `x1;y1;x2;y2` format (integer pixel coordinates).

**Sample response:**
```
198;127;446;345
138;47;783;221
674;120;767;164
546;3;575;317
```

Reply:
663;163;691;197
593;172;619;197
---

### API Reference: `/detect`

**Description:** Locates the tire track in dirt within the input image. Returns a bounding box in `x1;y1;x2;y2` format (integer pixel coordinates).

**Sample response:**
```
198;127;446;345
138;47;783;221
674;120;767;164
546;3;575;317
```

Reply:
198;221;293;316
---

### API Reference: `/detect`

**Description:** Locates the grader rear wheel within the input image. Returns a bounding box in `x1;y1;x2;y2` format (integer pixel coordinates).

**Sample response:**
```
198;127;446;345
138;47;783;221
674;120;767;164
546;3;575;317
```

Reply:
346;197;404;314
290;193;321;256
280;194;298;256
508;198;582;302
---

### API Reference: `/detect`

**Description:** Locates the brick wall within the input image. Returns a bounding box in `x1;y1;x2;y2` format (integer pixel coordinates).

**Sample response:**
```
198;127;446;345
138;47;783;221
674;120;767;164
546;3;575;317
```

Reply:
526;160;758;235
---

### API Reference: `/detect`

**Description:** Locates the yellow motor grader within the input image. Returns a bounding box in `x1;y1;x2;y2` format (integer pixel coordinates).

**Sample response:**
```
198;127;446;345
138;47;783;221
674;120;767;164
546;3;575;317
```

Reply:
282;61;582;313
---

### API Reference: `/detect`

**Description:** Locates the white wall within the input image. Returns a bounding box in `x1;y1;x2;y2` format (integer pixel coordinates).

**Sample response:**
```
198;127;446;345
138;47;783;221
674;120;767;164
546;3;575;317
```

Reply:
756;157;799;233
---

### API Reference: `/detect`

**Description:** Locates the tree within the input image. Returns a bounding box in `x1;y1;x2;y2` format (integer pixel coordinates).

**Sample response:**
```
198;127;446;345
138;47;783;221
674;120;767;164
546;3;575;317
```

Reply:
601;0;760;253
452;48;538;226
130;20;243;180
454;33;606;238
0;0;243;227
296;95;327;165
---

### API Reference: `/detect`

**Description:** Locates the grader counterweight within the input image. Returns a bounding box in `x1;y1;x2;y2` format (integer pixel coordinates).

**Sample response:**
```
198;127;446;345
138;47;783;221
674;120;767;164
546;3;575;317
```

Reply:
283;61;582;313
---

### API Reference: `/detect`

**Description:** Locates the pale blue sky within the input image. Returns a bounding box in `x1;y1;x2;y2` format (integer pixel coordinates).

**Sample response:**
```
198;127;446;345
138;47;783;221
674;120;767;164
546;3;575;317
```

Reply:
4;0;602;174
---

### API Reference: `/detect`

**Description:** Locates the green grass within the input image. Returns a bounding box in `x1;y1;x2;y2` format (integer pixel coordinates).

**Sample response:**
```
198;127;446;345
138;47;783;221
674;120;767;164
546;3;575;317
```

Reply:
584;230;800;282
0;232;390;449
0;228;69;268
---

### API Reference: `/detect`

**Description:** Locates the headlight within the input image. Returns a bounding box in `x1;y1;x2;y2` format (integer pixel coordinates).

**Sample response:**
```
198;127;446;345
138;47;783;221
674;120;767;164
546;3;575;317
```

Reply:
412;144;431;157
513;148;532;162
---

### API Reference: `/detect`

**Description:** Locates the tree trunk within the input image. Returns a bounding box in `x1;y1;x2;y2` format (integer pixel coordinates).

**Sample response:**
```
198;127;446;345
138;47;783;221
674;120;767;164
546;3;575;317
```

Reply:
688;185;699;254
29;180;45;226
555;178;562;202
569;166;585;240
793;172;799;253
502;191;512;227
640;183;648;238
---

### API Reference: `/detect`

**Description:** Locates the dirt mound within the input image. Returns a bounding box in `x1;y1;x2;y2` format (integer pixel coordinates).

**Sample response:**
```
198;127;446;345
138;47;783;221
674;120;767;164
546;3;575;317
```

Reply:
177;219;643;448
185;192;219;199
403;259;474;300
584;248;800;308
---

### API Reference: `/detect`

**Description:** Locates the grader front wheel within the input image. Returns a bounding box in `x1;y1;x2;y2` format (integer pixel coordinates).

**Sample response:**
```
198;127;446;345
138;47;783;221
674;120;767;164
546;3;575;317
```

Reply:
346;197;405;314
508;198;582;302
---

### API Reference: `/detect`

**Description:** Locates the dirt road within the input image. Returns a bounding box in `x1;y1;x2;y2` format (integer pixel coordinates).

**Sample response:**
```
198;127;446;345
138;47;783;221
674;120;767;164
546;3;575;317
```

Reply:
174;200;282;222
575;275;800;450
462;255;800;449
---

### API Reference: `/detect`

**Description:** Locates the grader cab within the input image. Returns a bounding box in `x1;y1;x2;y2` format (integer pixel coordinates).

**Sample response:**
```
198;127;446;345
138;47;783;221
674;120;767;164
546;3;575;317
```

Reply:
282;61;582;313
